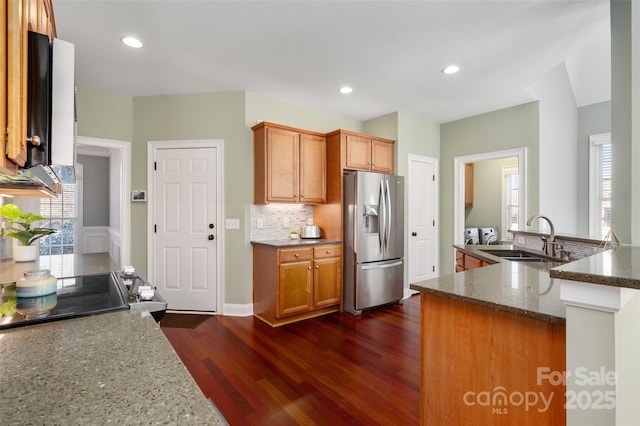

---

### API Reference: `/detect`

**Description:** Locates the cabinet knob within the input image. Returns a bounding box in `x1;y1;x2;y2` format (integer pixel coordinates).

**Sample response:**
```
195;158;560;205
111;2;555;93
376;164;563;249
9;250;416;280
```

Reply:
326;250;331;254
308;266;312;270
301;194;305;198
26;135;42;147
367;161;371;165
315;265;320;269
373;162;376;166
295;253;300;257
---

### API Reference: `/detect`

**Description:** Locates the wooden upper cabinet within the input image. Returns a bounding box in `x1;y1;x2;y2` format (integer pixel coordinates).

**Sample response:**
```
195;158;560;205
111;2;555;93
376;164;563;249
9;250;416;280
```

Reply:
2;0;56;175
343;131;395;174
266;126;299;203
371;139;393;174
253;122;326;204
344;134;371;170
465;163;474;207
299;132;326;204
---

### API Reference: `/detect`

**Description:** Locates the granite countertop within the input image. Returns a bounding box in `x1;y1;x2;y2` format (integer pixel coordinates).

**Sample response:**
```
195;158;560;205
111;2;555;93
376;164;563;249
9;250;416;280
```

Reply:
0;253;119;283
251;238;342;247
0;310;223;424
550;246;640;288
410;244;568;324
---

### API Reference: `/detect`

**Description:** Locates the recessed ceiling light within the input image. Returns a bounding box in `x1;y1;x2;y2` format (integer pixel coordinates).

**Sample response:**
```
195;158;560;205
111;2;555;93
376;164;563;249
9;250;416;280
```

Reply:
442;65;460;75
339;86;353;94
121;36;143;48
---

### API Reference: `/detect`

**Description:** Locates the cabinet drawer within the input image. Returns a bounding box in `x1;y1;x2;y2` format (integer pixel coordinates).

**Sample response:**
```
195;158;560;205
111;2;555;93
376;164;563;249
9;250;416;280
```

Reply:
279;248;313;263
313;244;342;259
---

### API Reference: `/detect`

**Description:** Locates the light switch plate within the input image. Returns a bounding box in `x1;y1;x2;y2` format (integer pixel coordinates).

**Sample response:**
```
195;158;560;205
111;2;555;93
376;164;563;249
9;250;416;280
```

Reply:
226;219;240;229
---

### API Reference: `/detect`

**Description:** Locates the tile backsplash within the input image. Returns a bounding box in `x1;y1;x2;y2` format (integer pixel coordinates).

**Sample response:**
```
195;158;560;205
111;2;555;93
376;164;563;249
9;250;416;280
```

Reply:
250;204;314;241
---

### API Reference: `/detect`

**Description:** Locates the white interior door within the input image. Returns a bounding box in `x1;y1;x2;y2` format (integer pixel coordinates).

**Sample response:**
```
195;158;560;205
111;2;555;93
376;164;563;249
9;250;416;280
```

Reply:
154;147;218;311
408;155;438;284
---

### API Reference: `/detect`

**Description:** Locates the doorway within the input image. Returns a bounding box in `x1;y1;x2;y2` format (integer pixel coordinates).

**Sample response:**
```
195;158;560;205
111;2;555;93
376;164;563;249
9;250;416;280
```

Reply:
407;154;439;286
454;148;527;249
76;136;131;267
147;140;224;313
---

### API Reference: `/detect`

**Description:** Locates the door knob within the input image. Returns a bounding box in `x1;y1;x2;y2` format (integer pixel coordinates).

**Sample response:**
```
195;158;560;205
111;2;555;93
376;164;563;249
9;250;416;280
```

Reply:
208;235;215;240
411;232;417;237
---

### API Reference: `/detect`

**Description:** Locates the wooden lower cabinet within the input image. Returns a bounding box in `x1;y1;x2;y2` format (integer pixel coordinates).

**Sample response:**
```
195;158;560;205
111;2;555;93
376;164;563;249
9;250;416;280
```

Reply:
455;249;491;272
420;293;566;425
253;243;342;326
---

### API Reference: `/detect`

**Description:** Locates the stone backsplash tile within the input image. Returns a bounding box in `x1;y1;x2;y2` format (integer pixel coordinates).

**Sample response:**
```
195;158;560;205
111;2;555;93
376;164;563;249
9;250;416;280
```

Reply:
250;204;314;241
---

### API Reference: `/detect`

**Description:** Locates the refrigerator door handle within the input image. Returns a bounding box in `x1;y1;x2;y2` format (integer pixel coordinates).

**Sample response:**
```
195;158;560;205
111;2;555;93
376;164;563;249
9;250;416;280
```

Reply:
360;260;404;270
379;178;386;253
385;178;392;251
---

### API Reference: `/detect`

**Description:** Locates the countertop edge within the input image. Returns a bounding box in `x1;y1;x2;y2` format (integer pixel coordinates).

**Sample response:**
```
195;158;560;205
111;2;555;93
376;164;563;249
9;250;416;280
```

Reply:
409;283;565;325
251;239;342;247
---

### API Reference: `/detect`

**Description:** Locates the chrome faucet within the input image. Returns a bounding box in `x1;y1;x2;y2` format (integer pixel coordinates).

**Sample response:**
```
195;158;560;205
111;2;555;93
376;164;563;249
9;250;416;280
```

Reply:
526;214;557;256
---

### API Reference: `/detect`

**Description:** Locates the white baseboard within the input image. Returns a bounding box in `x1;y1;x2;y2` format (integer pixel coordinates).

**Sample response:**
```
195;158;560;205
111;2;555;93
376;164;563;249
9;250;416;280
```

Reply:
223;303;254;317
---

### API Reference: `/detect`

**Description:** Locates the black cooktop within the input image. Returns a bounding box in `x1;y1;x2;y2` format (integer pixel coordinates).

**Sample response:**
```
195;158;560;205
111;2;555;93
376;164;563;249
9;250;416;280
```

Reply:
0;273;129;330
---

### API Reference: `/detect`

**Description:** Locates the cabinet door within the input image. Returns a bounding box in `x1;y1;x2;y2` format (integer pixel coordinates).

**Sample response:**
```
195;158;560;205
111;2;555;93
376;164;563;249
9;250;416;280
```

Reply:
4;0;28;171
345;134;372;171
371;139;393;174
299;132;326;204
1;1;7;173
277;260;313;317
313;245;342;308
267;127;299;203
465;163;474;207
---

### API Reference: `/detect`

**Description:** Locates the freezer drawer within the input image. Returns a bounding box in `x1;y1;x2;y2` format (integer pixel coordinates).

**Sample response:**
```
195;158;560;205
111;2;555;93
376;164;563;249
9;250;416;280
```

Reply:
351;259;403;313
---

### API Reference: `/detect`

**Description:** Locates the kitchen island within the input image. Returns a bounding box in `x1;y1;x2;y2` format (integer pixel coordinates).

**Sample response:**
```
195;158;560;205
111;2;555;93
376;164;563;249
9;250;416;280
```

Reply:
0;310;224;424
410;246;567;425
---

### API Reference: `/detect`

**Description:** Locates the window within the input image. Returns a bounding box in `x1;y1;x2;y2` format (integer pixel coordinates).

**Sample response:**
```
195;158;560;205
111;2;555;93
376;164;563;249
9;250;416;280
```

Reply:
39;166;77;255
502;166;519;240
589;133;612;239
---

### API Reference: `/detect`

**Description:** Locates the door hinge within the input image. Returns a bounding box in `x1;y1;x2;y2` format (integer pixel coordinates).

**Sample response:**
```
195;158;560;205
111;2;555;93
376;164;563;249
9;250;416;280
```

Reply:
154;224;157;233
154;161;157;171
433;220;436;226
433;174;435;181
433;265;435;272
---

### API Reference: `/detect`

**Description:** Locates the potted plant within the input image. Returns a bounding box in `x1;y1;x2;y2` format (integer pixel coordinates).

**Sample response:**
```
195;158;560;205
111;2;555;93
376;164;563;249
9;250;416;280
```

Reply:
0;204;56;262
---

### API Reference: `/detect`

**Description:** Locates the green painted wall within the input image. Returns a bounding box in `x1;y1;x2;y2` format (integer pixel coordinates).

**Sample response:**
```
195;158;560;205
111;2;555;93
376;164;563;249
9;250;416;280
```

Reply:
132;92;247;302
76;88;133;141
440;101;540;274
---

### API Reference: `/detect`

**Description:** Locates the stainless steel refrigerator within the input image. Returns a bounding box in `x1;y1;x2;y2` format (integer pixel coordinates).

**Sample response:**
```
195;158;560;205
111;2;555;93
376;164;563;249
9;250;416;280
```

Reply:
343;171;404;315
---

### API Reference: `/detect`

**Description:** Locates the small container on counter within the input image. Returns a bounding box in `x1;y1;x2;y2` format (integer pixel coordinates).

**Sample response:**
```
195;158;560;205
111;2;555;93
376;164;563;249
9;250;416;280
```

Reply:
16;270;57;298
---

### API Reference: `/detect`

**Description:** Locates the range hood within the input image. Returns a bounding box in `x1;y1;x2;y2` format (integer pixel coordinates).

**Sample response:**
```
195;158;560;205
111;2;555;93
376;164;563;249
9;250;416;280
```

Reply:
0;38;75;199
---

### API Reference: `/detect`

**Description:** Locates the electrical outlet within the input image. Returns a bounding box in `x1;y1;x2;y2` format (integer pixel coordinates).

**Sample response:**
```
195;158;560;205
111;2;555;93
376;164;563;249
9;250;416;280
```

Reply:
225;219;240;230
256;217;264;229
516;235;526;245
283;217;289;228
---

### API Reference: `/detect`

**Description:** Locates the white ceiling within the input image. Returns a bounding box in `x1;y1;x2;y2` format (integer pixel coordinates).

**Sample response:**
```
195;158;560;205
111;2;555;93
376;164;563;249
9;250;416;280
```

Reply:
53;0;611;124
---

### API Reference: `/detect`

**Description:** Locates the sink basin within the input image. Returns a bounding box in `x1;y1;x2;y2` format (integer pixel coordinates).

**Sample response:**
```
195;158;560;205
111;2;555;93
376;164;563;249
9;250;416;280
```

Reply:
481;250;549;262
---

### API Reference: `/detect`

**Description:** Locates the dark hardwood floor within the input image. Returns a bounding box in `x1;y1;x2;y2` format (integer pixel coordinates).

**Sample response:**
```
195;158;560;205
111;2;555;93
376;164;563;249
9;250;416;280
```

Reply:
161;295;421;426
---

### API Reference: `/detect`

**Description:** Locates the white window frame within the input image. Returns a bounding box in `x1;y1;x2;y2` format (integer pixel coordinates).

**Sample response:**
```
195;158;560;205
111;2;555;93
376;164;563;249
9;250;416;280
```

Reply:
589;132;612;238
501;165;519;241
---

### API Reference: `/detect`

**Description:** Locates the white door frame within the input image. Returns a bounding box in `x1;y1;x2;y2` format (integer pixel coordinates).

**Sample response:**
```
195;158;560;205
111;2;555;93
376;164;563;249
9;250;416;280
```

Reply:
76;136;132;266
147;139;225;314
407;154;439;291
454;147;527;255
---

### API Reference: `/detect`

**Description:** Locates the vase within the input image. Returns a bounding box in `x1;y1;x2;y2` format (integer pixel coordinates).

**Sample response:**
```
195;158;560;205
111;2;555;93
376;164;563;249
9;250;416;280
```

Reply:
13;243;39;262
